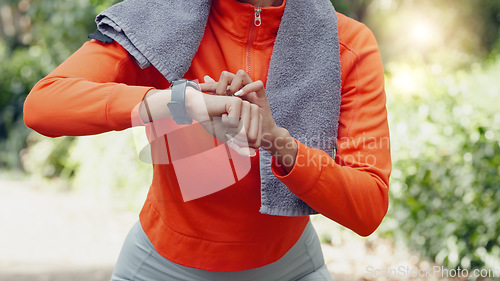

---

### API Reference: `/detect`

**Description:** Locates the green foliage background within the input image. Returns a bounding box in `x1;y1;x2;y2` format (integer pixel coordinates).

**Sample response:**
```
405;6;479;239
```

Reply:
1;0;500;274
0;0;120;168
383;59;500;270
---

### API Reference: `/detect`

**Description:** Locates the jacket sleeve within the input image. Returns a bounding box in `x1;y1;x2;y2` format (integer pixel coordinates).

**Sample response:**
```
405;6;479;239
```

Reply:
271;17;391;237
23;40;154;137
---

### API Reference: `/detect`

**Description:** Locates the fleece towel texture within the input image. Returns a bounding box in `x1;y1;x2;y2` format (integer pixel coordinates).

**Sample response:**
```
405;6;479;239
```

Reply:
96;0;341;216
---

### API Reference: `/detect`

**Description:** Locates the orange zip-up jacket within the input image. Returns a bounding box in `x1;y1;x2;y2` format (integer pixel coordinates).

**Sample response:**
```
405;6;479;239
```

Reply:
24;0;391;272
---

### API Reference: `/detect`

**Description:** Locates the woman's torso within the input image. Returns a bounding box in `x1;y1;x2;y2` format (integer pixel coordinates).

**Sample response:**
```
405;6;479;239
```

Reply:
139;0;309;272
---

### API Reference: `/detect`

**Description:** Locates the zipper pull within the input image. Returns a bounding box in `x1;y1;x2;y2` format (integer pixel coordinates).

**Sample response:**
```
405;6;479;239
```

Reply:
254;7;262;26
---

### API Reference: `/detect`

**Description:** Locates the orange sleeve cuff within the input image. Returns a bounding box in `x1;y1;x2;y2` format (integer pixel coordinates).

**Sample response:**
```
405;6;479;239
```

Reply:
271;139;325;195
106;84;153;131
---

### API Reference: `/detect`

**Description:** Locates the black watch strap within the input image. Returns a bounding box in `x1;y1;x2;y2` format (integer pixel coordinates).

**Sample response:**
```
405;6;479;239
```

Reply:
167;79;199;125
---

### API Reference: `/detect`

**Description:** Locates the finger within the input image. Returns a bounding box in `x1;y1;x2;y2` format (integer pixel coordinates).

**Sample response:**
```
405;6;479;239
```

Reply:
204;75;216;83
239;101;251;140
200;75;217;93
226;136;256;157
225;136;240;151
223;98;242;128
234;80;265;98
247;104;261;146
256;113;263;148
227;103;260;146
238;147;257;157
230;131;249;145
200;83;233;95
199;82;218;93
209;116;228;142
226;133;247;147
221;113;235;128
216;71;235;96
229;70;253;95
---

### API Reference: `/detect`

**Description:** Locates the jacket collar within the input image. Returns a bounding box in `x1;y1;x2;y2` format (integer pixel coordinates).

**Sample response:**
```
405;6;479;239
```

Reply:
211;0;286;42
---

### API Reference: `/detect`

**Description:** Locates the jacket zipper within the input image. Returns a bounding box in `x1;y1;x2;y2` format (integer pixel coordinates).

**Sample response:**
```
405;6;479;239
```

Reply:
254;7;262;27
246;7;261;75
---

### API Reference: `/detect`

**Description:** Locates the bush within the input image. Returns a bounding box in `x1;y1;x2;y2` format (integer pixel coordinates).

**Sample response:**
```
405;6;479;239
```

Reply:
0;0;121;169
382;58;500;271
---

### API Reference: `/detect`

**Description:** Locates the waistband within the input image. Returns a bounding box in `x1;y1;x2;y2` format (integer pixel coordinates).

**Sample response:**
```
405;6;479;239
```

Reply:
134;219;325;280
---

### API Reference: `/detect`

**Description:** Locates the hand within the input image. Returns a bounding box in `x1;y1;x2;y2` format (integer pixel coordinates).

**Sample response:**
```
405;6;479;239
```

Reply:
201;70;298;171
200;70;279;152
184;85;262;156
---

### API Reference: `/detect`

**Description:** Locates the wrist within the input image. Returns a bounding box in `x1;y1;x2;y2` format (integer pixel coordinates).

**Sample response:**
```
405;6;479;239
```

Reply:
265;127;297;172
184;87;201;121
264;126;293;154
139;89;169;123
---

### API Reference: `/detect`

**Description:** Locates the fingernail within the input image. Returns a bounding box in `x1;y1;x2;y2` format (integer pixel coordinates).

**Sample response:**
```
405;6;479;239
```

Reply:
226;139;241;152
204;75;215;83
248;149;257;157
234;90;243;96
238;147;256;157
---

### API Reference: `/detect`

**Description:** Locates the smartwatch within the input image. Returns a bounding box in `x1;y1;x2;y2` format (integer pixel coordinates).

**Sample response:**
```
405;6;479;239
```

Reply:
167;79;200;125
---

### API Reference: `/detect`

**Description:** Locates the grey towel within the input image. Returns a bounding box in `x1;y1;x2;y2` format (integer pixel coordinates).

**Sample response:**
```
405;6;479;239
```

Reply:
96;0;341;216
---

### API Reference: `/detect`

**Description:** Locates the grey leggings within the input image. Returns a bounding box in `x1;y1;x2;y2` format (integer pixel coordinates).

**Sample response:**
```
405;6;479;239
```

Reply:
111;221;333;281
